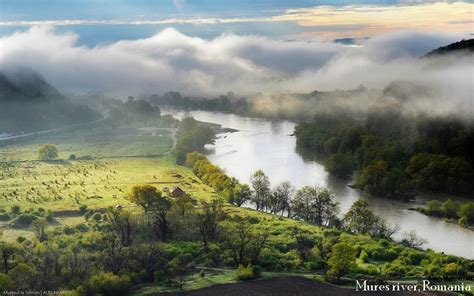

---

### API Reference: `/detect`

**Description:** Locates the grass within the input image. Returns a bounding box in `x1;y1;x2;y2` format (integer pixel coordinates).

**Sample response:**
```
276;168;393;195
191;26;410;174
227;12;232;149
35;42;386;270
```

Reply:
0;121;217;242
0;123;173;161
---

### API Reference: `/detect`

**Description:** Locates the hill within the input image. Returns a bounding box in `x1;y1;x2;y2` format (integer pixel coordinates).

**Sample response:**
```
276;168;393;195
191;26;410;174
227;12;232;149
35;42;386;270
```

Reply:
425;39;474;57
0;69;100;134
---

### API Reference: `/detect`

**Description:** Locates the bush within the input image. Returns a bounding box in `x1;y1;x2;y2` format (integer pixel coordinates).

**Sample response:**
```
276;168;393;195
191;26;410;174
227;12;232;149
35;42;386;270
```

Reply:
86;272;131;296
359;250;369;263
15;214;38;226
10;205;20;215
79;205;88;214
45;210;54;222
154;271;165;283
236;264;258;281
0;213;10;221
92;213;102;221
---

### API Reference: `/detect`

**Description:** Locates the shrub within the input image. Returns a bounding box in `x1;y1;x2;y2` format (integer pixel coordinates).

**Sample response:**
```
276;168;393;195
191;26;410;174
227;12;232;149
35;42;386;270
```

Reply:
45;210;54;222
236;264;255;281
92;213;102;221
10;205;20;215
15;214;38;226
359;250;369;263
0;213;10;221
79;205;88;214
87;272;131;296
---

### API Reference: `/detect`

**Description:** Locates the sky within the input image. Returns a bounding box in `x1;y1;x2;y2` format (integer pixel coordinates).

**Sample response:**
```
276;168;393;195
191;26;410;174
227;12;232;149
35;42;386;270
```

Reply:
0;0;472;44
0;0;472;103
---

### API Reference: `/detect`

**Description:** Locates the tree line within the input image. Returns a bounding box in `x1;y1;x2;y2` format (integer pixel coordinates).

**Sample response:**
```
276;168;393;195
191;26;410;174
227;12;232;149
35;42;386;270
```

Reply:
186;152;401;239
294;111;474;199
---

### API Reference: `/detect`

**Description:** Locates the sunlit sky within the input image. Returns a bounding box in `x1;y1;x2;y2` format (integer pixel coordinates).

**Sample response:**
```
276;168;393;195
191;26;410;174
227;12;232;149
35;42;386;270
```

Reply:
0;0;472;45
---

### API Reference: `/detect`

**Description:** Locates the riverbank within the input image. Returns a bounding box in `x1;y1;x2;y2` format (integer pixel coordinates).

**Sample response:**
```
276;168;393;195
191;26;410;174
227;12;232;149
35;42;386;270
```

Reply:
161;109;474;259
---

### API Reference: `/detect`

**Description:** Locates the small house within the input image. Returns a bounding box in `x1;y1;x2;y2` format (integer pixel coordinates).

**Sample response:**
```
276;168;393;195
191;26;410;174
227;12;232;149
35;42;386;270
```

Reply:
170;186;185;197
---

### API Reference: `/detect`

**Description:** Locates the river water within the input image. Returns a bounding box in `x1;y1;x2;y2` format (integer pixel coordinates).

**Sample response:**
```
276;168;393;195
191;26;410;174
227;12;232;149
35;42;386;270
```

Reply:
165;109;473;259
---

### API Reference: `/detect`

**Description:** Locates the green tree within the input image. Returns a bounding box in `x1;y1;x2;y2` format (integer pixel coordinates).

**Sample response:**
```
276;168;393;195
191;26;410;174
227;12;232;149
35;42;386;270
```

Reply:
292;186;339;226
128;184;162;213
8;263;37;290
325;153;355;178
327;242;357;283
38;144;58;160
268;181;294;216
459;202;474;226
250;170;271;211
343;200;378;234
197;199;225;251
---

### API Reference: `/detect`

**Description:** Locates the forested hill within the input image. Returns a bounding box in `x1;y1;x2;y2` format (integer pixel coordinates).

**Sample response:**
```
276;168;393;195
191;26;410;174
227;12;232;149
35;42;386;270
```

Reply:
0;69;62;102
0;69;100;134
425;39;474;57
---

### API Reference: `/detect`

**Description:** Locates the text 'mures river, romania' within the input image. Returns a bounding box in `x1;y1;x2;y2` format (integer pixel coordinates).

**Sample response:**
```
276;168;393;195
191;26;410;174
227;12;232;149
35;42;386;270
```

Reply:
165;109;473;259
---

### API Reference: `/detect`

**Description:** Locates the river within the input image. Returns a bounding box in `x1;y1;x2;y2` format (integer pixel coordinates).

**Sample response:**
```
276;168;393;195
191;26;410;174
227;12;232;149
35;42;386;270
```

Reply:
164;109;473;259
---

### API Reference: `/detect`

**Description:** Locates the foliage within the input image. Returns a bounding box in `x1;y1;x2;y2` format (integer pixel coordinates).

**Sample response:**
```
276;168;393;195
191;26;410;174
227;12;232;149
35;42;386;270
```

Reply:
326;242;357;283
295;112;474;198
38;144;58;160
128;184;163;213
292;186;339;227
173;117;215;164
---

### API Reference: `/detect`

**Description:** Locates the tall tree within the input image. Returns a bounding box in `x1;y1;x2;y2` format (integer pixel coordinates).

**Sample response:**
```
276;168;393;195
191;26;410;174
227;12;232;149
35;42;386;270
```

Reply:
197;199;225;251
250;170;271;211
292;186;339;226
269;181;294;216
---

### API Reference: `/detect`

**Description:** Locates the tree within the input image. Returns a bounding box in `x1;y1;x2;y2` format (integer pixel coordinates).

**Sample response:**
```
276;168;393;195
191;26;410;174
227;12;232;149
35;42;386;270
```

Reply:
106;208;132;246
459;202;474;226
8;263;37;290
325;153;354;178
327;242;357;283
343;200;378;234
128;184;162;213
150;196;172;242
0;242;17;273
32;218;47;242
290;227;314;261
401;230;427;248
233;184;252;207
268;181;294;216
292;186;339;226
197;199;225;251
38;144;58;160
250;170;271;211
223;220;269;266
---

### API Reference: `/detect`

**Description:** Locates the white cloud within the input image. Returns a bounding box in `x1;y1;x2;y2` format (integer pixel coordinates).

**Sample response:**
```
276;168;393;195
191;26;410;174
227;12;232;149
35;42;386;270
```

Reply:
0;25;472;117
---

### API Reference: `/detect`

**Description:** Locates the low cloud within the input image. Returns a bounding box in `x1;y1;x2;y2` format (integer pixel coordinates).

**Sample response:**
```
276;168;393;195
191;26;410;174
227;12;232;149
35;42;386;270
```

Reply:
0;25;472;117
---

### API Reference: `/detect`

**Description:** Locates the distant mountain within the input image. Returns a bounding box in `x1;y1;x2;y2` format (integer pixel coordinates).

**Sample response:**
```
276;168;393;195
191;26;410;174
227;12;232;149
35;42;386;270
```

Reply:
425;39;474;57
0;69;100;133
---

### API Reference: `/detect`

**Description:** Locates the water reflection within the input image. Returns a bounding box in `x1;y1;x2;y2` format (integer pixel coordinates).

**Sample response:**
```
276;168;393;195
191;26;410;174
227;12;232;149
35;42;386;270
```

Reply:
164;109;474;259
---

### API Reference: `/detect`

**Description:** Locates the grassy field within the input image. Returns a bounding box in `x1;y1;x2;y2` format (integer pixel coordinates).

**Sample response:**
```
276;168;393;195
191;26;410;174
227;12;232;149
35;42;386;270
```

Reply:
0;123;173;161
0;121;217;242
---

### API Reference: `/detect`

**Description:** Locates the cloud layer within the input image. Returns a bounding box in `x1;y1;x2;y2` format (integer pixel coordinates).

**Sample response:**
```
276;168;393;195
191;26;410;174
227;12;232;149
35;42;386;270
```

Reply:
0;25;472;117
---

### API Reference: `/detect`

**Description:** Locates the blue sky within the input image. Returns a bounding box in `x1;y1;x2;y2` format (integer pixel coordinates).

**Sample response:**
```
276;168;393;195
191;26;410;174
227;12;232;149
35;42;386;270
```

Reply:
3;0;472;46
